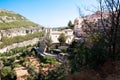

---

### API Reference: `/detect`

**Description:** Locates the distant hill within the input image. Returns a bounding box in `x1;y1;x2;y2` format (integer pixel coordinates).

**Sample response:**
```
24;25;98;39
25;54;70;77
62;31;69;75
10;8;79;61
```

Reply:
0;9;39;29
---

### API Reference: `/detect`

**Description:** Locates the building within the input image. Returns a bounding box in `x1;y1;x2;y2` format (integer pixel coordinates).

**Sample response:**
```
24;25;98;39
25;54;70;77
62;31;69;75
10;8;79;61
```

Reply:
74;11;110;38
50;29;74;44
74;18;84;37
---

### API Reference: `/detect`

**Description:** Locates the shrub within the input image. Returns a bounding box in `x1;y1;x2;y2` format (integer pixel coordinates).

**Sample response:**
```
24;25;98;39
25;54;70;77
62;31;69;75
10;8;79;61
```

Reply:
0;66;16;79
41;57;58;64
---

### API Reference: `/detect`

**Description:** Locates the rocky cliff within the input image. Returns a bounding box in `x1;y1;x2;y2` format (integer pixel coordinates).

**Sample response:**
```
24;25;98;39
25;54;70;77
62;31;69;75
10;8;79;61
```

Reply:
0;9;43;39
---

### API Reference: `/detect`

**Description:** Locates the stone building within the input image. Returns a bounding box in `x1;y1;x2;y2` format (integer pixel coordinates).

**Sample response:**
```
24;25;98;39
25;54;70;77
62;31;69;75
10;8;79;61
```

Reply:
50;29;74;44
73;11;110;38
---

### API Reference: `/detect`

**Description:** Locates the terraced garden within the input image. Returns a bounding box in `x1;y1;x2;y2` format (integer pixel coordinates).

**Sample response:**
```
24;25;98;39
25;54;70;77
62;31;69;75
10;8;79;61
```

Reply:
0;44;59;80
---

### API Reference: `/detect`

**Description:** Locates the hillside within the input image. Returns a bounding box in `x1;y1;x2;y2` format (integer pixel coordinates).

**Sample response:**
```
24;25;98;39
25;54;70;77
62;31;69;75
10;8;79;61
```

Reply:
0;9;44;50
0;9;39;29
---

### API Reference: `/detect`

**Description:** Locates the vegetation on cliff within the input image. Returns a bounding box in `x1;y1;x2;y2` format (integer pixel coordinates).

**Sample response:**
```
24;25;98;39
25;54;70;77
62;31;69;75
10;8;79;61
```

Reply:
0;21;38;29
0;31;44;49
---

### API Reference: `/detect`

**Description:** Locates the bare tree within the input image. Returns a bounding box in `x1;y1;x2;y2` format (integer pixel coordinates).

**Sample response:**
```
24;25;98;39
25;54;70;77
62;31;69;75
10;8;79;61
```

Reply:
98;0;120;59
80;0;120;59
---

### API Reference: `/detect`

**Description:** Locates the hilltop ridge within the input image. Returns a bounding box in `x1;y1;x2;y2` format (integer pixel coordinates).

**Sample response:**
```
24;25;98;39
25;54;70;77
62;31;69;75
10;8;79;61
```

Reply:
0;9;39;29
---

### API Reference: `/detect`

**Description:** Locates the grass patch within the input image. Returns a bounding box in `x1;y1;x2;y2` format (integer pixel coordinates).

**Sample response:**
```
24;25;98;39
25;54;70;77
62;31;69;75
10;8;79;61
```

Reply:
0;21;39;29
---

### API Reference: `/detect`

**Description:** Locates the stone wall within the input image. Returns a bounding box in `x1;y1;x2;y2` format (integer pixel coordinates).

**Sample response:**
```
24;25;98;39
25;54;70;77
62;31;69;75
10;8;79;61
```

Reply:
0;38;40;53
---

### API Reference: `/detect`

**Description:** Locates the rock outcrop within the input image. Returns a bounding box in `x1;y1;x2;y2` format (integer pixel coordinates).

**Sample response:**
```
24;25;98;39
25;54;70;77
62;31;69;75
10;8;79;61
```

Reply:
0;27;41;38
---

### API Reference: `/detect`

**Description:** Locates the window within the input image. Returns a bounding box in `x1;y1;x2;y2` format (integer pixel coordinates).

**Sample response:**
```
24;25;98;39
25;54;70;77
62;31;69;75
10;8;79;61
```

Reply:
77;22;79;25
26;30;29;33
65;31;67;34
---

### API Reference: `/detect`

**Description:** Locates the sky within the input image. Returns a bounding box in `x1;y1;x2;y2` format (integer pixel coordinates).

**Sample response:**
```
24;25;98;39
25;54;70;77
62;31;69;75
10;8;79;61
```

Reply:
0;0;98;27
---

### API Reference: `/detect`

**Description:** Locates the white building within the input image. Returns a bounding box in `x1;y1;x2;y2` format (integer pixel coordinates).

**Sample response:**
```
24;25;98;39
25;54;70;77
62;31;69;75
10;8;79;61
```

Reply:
50;29;74;44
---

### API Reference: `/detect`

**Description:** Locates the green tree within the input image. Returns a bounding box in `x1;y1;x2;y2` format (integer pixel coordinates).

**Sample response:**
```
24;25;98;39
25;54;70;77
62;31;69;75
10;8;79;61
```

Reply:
58;33;67;45
0;66;16;80
68;20;74;29
68;42;90;73
27;66;39;80
0;67;11;77
46;31;52;51
46;63;68;80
